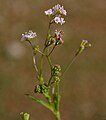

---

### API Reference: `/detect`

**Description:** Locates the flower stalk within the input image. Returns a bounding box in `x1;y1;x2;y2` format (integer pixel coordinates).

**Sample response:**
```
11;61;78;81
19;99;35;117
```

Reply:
19;4;91;120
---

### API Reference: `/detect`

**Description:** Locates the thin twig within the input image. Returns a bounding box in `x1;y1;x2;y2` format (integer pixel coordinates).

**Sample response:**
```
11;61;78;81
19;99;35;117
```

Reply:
26;40;45;55
61;56;77;77
47;44;56;57
33;55;39;73
48;75;53;86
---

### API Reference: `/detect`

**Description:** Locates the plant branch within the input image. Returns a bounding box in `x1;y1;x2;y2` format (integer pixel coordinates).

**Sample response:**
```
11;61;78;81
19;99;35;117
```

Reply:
47;44;56;57
33;55;39;73
61;55;77;77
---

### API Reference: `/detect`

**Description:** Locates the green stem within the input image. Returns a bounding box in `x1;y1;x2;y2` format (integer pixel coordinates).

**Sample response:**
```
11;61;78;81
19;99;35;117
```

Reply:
56;111;60;120
47;44;56;56
26;40;39;73
46;47;53;67
46;55;53;67
44;22;51;46
39;21;52;84
48;75;53;86
54;83;61;120
33;55;38;73
34;47;45;55
61;55;77;77
26;40;44;55
39;47;46;84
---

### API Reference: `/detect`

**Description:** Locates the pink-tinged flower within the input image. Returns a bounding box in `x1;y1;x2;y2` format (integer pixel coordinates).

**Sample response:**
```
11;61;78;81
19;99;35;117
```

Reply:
52;4;67;16
54;30;64;45
59;38;64;44
55;30;64;38
53;4;61;11
59;6;67;16
21;30;37;41
44;9;53;16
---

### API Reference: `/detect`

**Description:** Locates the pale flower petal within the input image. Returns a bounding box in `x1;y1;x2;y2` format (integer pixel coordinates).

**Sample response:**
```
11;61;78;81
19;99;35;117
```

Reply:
44;9;53;16
21;30;37;41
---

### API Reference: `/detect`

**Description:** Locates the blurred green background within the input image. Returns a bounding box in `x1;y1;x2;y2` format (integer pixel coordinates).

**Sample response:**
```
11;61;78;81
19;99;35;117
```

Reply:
0;0;106;120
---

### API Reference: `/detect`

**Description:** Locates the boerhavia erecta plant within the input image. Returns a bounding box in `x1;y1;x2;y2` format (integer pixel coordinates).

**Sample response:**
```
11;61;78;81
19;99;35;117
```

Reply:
19;4;91;120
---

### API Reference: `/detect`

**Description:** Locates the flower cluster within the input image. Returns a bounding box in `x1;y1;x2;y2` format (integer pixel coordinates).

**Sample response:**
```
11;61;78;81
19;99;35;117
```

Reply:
54;30;64;44
81;40;91;48
45;4;67;25
53;4;67;15
51;65;61;83
21;30;37;41
45;30;64;47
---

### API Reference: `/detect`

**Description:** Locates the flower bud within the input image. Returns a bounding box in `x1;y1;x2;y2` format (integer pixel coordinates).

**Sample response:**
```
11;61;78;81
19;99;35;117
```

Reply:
46;37;55;47
20;112;30;120
54;30;64;45
75;40;91;56
51;65;61;76
34;84;49;94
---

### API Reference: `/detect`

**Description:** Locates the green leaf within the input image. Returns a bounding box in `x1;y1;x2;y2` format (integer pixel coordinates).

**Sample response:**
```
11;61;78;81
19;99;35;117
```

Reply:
26;94;54;113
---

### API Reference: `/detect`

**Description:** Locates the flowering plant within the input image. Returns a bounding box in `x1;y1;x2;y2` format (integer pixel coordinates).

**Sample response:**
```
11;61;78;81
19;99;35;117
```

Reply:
19;4;91;120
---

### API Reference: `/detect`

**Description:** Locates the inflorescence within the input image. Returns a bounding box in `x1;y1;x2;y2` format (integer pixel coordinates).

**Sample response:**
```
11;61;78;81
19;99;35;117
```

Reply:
21;30;37;41
44;4;67;25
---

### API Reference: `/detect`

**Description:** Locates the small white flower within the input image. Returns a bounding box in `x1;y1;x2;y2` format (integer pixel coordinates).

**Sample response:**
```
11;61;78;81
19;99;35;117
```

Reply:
60;17;65;25
21;30;37;41
55;30;60;36
44;9;53;16
54;16;65;25
54;16;61;24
